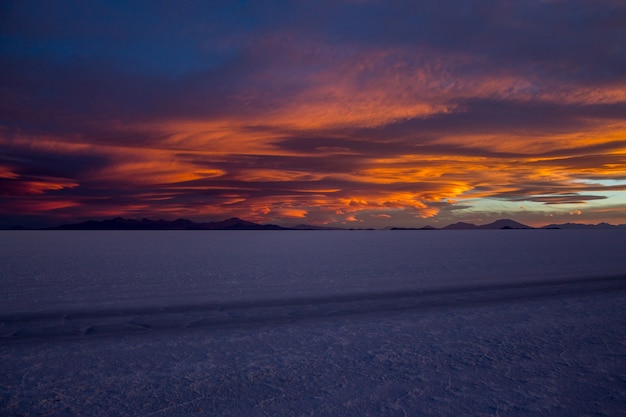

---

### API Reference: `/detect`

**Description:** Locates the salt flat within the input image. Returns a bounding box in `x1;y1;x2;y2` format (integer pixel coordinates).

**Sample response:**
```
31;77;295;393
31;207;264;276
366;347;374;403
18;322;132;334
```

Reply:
1;230;625;416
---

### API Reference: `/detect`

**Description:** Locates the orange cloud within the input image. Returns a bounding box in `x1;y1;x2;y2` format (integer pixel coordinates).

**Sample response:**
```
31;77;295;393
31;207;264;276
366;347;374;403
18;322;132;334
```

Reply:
2;37;625;228
0;177;78;196
272;208;308;218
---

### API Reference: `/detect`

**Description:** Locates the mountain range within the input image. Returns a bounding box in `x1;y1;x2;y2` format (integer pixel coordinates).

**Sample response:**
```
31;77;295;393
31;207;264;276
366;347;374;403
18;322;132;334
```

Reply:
386;219;625;230
46;217;287;230
390;219;532;230
4;217;621;230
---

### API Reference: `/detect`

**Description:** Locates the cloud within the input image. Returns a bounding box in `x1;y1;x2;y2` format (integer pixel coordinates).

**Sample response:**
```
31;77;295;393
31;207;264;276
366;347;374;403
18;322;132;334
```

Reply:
527;195;607;205
1;0;625;227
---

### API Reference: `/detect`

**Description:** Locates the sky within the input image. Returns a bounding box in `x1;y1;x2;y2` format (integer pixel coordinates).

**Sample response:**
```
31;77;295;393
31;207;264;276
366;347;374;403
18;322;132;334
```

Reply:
1;0;625;229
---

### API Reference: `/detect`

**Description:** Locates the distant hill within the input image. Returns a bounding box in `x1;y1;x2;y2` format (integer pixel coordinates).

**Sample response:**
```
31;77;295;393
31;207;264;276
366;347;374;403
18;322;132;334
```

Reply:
390;225;439;230
51;217;288;230
291;224;345;230
442;221;479;230
541;222;626;230
479;219;532;229
443;219;532;230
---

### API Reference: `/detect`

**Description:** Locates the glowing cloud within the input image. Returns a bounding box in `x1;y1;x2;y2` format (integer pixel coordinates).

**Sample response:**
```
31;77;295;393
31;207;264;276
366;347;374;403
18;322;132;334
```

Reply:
1;0;625;228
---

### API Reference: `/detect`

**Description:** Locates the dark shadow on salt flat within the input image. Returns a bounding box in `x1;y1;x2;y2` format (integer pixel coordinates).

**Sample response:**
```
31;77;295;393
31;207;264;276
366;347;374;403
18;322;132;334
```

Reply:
2;275;625;341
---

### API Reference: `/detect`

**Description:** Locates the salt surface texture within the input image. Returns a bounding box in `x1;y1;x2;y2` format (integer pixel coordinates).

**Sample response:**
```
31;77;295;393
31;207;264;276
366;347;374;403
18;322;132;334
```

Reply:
1;230;625;315
1;230;625;416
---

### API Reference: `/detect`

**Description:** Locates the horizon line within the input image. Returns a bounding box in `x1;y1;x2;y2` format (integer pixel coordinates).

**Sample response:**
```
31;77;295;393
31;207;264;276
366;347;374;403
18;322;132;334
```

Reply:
4;216;626;231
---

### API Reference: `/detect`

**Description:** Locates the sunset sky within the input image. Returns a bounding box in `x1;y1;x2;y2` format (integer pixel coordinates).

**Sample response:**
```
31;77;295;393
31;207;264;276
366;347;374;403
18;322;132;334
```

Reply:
1;0;625;228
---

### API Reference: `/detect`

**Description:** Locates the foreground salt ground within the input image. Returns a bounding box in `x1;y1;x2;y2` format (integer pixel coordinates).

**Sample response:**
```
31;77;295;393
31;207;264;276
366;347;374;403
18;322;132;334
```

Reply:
1;230;625;416
2;284;625;416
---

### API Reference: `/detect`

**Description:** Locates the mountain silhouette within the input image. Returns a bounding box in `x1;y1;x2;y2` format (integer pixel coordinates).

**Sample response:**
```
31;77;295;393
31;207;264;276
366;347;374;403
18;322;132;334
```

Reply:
9;217;623;231
51;217;287;230
442;221;479;230
478;219;532;229
541;222;625;230
443;219;532;230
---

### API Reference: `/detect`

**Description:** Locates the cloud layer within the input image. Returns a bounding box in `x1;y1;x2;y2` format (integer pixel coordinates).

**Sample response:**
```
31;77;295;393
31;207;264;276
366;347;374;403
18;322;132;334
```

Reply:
1;0;625;227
